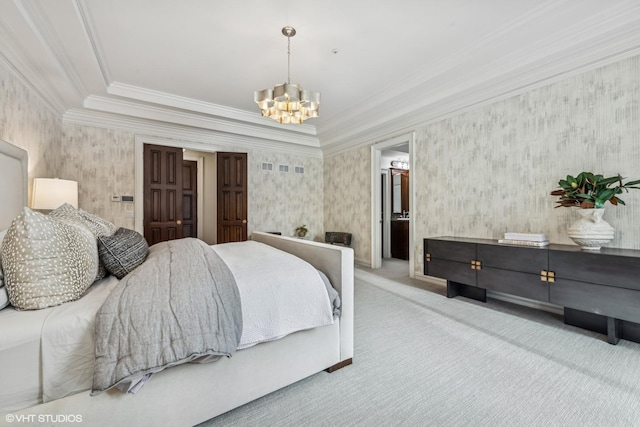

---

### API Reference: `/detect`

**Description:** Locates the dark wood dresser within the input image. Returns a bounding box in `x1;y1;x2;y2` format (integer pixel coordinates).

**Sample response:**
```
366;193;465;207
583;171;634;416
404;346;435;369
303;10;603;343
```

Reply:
424;236;640;344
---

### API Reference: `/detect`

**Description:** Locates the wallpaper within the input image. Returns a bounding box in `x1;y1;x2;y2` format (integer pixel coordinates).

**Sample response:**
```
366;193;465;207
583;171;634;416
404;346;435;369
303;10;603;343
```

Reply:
58;124;324;240
324;145;371;265
249;150;323;240
412;55;640;275
60;124;136;229
0;63;62;205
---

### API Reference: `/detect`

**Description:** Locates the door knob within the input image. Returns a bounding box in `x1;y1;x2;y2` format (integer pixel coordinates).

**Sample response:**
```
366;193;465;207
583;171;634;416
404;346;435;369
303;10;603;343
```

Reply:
176;220;182;225
242;219;247;224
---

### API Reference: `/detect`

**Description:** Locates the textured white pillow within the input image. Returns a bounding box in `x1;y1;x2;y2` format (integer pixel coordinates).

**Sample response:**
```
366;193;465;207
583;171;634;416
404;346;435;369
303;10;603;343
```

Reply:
78;207;117;237
2;207;98;310
49;203;116;281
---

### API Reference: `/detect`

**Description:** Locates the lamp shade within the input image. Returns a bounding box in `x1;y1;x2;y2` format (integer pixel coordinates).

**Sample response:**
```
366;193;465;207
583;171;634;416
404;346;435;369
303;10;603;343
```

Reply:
31;178;78;210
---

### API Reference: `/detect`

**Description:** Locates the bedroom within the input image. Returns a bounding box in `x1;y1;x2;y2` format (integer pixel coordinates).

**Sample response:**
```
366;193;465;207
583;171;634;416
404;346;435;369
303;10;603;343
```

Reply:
1;1;640;425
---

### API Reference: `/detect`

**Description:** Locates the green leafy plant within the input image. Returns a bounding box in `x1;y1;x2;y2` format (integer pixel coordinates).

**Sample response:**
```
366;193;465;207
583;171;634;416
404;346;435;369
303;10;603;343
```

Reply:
295;224;308;235
551;172;640;209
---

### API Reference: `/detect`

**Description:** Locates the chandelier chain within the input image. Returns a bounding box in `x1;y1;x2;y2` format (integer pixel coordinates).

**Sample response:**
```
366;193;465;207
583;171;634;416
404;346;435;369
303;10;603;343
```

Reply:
287;35;291;84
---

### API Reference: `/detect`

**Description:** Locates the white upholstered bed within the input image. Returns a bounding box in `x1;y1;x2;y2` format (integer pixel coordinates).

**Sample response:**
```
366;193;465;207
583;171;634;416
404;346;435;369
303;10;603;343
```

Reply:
0;139;354;426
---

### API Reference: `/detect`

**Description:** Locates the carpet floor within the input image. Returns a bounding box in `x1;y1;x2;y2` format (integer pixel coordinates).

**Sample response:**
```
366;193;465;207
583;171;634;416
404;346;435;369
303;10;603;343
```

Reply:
199;268;640;427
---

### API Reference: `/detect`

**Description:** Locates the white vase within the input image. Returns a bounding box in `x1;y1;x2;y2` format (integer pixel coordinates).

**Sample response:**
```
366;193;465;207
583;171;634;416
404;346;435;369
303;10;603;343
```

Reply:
567;208;614;250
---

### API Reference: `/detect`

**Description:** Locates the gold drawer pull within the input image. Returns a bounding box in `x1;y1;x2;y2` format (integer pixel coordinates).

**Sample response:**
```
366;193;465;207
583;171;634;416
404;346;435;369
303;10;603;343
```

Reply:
471;260;482;270
541;270;555;283
425;253;431;262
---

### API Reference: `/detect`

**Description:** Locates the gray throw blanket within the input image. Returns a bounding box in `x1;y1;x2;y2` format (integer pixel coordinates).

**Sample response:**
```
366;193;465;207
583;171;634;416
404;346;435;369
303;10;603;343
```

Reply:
91;238;242;395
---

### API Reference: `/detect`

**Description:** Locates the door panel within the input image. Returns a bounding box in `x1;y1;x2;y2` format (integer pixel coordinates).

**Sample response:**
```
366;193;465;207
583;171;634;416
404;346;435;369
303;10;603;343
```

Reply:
143;144;184;245
217;152;248;243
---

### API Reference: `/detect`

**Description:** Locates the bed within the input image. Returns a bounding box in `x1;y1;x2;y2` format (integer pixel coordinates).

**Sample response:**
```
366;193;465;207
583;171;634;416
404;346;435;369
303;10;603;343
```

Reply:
0;139;354;426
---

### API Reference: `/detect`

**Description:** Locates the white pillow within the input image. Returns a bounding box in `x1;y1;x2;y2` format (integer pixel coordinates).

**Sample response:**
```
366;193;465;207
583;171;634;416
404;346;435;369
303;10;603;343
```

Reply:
0;287;8;310
49;203;116;282
2;208;98;310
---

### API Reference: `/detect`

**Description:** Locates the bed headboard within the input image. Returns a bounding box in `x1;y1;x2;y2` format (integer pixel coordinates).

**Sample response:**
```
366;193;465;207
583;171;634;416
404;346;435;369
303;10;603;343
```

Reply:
0;139;28;230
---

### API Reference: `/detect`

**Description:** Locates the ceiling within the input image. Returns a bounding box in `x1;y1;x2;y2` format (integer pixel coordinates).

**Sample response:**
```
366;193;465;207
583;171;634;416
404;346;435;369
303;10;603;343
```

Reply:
1;1;640;154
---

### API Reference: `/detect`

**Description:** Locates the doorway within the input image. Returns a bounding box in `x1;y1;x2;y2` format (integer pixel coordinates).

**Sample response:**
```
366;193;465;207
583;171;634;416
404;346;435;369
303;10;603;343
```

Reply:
370;133;415;277
135;137;248;245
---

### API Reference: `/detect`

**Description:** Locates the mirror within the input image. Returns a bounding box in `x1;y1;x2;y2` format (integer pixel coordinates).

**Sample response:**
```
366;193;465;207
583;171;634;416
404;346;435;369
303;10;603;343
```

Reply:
390;168;409;215
392;173;402;213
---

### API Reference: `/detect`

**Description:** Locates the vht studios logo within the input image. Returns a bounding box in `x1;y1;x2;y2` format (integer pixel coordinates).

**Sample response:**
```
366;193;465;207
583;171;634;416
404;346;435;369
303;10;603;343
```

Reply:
5;414;83;423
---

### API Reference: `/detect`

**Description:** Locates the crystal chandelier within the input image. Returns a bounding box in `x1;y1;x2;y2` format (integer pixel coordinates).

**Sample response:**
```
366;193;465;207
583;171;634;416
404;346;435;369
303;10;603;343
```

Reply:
254;26;320;124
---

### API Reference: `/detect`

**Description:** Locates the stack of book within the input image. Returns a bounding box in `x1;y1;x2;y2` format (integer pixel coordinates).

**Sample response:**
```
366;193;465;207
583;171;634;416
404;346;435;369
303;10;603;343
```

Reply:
498;232;549;247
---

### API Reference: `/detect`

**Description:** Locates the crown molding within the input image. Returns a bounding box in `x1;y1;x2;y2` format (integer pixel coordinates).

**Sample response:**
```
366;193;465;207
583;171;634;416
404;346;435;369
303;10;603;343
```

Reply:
15;0;88;100
75;0;111;87
63;108;323;158
107;82;318;137
320;16;640;156
83;95;321;148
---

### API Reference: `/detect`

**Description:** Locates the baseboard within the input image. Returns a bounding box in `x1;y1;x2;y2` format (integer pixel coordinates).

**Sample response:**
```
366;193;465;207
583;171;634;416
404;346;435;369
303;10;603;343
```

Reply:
354;258;370;268
414;274;446;287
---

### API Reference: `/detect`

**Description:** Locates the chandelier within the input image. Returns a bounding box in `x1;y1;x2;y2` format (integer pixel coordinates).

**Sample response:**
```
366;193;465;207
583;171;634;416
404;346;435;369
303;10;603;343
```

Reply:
254;26;320;124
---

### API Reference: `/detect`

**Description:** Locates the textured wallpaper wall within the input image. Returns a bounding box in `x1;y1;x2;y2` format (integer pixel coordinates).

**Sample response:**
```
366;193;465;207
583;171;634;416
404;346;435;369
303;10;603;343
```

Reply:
413;55;640;274
249;150;323;240
0;64;62;204
324;145;371;264
61;124;136;229
59;124;324;239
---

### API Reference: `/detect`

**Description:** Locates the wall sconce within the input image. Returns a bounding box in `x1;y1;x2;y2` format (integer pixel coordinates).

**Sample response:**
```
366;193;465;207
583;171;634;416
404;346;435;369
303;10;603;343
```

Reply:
31;178;78;210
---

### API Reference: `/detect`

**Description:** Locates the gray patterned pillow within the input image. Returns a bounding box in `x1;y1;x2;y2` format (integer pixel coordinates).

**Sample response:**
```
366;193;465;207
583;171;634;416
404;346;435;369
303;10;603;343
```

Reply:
50;204;117;281
2;207;98;310
98;228;149;279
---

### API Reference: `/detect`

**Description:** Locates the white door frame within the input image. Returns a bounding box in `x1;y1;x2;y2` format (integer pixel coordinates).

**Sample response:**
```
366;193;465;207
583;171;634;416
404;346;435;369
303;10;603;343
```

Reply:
370;132;415;276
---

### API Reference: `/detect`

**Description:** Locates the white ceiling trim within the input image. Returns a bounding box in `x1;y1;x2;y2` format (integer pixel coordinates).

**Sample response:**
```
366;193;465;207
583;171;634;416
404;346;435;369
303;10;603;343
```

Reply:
63;108;323;158
83;95;321;147
75;0;111;87
13;0;86;102
317;2;640;141
107;82;318;136
0;44;65;117
320;19;640;156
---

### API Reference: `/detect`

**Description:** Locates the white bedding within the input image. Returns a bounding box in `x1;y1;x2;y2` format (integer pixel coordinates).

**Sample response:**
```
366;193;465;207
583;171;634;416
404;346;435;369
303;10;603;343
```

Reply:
0;304;50;413
41;276;120;402
0;275;119;413
0;240;335;413
211;241;334;350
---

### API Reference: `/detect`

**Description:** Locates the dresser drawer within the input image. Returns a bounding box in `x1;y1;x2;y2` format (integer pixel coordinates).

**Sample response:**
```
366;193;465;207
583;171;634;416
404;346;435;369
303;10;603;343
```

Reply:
549;250;640;291
550;278;640;323
426;239;475;263
478;268;549;302
425;259;476;286
478;244;547;274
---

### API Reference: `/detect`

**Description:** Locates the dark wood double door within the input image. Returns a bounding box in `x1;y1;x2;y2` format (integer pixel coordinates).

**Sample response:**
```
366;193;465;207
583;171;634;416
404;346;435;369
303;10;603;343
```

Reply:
143;144;247;246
